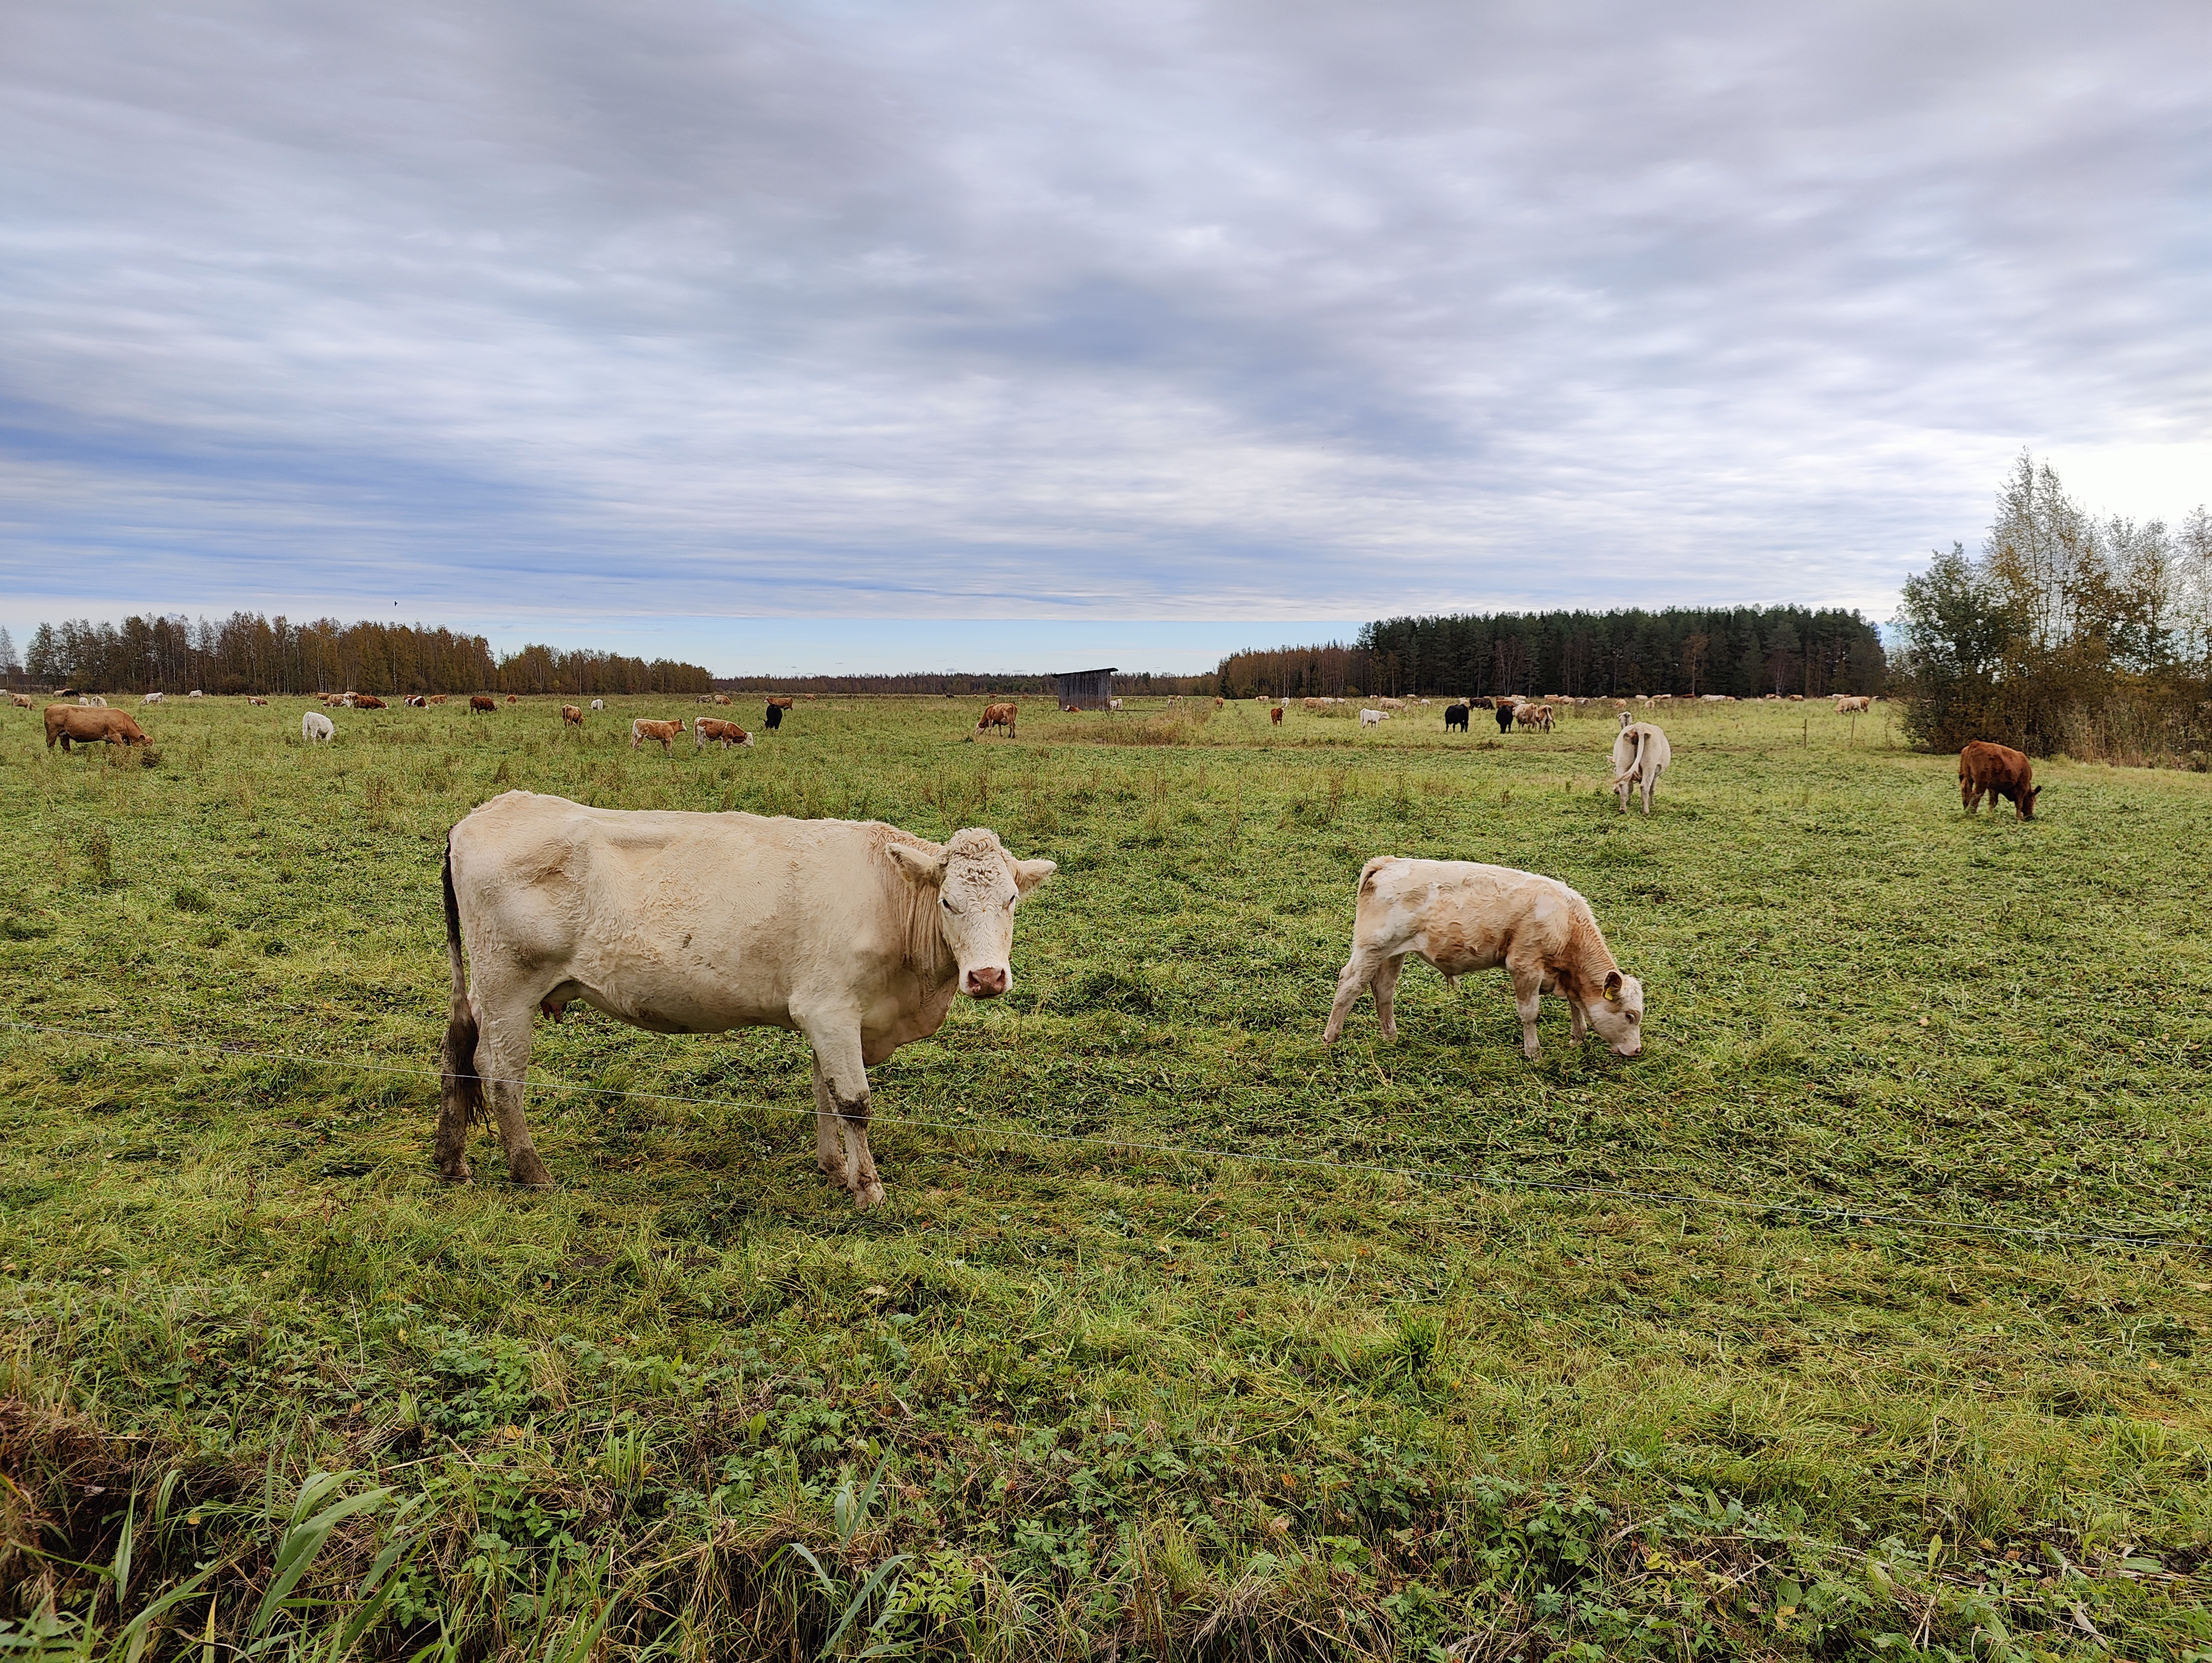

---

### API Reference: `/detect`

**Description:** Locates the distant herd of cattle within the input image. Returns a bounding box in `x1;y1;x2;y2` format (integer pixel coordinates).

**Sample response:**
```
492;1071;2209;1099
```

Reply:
11;683;2048;1205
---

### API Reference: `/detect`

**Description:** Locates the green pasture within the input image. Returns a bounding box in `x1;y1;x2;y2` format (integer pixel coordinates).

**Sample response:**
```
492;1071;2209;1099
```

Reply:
0;692;2206;1660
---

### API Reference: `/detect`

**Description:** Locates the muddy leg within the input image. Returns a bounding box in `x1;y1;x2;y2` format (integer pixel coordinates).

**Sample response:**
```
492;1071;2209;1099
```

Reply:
476;1007;554;1189
810;1054;846;1182
804;1022;883;1209
435;992;479;1182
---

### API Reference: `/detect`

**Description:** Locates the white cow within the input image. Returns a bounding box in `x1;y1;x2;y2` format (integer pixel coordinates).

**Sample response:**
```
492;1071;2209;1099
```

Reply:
78;695;107;707
1325;858;1644;1059
141;691;164;704
1612;715;1671;814
1359;708;1386;728
187;689;204;698
302;710;335;742
437;793;1055;1207
590;699;605;711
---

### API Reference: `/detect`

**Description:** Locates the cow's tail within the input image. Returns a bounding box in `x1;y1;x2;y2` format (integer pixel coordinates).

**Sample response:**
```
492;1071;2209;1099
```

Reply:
439;835;484;1129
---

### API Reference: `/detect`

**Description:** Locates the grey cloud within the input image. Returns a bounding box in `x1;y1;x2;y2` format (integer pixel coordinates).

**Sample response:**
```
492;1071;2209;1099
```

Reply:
1;0;2205;626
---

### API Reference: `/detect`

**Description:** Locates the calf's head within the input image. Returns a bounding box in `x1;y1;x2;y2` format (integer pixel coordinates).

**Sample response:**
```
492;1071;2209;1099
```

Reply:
2018;782;2041;819
1584;970;1646;1056
887;828;1055;997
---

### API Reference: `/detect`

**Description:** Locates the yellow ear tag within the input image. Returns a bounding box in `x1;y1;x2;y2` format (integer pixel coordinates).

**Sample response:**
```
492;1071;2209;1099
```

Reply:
1605;987;1621;1002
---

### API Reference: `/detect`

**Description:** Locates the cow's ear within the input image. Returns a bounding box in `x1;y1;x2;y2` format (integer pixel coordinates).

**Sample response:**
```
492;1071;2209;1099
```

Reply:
1011;858;1057;896
1603;970;1623;1002
885;842;949;886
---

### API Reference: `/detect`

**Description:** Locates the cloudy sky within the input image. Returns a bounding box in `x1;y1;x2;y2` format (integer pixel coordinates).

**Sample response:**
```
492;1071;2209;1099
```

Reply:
3;0;2206;671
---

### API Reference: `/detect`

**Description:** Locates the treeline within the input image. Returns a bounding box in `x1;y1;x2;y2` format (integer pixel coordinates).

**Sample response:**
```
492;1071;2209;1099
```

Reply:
1217;607;1886;700
13;613;711;697
1898;454;2212;761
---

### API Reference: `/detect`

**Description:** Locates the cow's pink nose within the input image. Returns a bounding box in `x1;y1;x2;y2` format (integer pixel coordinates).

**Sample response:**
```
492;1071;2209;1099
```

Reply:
964;967;1009;998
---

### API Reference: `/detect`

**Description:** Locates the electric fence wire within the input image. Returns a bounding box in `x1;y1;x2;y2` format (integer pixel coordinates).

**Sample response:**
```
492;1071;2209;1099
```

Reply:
0;1017;2195;1253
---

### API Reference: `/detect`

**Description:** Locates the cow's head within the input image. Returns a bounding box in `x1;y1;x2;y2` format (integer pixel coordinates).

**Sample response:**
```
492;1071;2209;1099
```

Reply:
886;828;1055;998
1584;970;1645;1056
2018;783;2040;819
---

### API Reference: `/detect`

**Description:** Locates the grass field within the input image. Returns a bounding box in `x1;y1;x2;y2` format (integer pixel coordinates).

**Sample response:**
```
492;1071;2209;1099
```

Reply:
1;692;2207;1661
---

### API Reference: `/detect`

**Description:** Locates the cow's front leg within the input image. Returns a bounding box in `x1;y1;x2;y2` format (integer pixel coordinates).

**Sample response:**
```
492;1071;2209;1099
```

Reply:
803;1023;883;1209
1569;998;1589;1043
1508;964;1545;1060
809;1054;846;1181
477;1005;555;1189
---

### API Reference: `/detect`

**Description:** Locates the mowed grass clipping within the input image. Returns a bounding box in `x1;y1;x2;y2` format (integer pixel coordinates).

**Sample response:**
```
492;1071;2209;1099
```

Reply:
1;692;2207;1661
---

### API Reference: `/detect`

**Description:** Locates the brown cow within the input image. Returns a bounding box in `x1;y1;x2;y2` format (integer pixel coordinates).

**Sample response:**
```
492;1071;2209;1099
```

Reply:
354;694;387;710
561;705;585;727
767;697;795;711
1270;705;1284;726
714;693;732;705
45;705;151;751
1515;702;1554;733
428;694;449;705
1833;695;1871;714
976;702;1018;739
695;717;755;750
247;697;269;706
630;717;686;753
11;693;35;708
506;693;518;705
1959;741;2039;820
470;695;497;713
405;694;426;708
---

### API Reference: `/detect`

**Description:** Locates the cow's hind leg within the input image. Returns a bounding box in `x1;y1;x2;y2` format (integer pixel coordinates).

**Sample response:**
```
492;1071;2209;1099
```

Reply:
475;1002;555;1189
1370;953;1407;1042
1323;945;1387;1042
803;1022;883;1209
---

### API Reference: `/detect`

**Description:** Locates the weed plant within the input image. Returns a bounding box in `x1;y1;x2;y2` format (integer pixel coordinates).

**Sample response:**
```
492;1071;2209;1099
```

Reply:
0;694;2207;1659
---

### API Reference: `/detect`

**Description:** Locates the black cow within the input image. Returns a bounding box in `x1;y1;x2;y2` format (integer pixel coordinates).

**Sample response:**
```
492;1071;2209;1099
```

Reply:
1444;703;1469;732
1495;701;1518;734
764;703;783;731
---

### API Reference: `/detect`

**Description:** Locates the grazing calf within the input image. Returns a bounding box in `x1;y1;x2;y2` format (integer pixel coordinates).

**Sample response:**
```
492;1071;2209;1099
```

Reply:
78;695;108;708
631;717;686;753
1325;858;1644;1059
1359;708;1385;728
1833;695;1871;714
436;794;1053;1204
187;690;203;698
561;704;585;727
354;694;387;710
141;691;164;705
1612;715;1672;814
1516;702;1553;732
506;693;518;705
716;693;732;705
1444;702;1469;731
976;702;1019;739
46;705;150;750
1378;697;1406;712
471;695;497;713
1959;741;2039;820
10;693;33;708
427;694;449;705
302;710;335;743
1494;700;1517;734
247;697;269;706
695;717;754;749
1270;704;1284;726
1302;697;1328;713
589;699;604;711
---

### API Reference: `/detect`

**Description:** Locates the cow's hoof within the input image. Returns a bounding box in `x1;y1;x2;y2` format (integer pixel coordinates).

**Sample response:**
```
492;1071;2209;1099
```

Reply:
852;1180;885;1210
509;1156;556;1190
438;1163;473;1184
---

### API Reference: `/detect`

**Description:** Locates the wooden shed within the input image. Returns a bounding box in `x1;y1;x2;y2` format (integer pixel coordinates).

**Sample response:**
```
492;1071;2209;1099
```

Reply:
1051;667;1117;712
